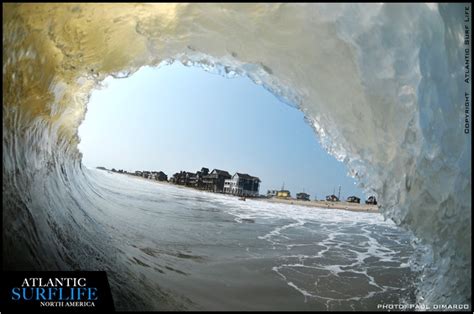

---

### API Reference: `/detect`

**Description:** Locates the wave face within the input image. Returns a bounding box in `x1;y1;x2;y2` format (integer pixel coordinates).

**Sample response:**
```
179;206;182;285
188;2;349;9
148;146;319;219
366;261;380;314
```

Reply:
3;3;471;308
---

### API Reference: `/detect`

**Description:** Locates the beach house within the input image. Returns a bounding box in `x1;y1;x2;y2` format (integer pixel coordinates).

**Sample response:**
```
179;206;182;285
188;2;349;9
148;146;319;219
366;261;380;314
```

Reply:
326;194;339;202
170;171;188;185
365;196;377;205
185;172;197;186
224;173;261;197
267;190;278;198
150;171;168;181
296;192;310;201
346;196;360;203
276;190;291;198
203;169;231;192
195;167;210;189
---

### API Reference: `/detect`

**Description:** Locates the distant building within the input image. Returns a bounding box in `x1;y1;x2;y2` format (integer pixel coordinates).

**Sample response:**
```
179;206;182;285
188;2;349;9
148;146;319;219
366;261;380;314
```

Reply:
185;172;197;186
346;196;360;203
170;172;180;184
135;171;142;176
296;192;310;201
326;194;339;202
365;196;377;205
156;171;167;181
224;173;261;197
170;171;188;185
170;171;187;185
276;190;291;199
203;169;231;192
142;171;151;179
149;171;168;181
267;190;278;198
195;167;210;189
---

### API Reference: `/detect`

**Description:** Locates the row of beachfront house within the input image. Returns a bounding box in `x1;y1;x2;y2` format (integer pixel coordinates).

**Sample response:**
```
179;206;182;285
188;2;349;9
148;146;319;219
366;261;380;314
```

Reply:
266;188;375;204
134;170;168;181
111;167;375;204
267;189;311;201
170;167;261;197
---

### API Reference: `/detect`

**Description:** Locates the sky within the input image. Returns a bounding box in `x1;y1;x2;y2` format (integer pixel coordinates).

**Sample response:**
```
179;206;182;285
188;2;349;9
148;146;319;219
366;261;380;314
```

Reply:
78;62;367;200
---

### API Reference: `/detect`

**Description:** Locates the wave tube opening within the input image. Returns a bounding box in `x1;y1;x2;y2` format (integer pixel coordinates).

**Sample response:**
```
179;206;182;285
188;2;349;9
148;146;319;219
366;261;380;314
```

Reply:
3;3;471;309
77;61;369;205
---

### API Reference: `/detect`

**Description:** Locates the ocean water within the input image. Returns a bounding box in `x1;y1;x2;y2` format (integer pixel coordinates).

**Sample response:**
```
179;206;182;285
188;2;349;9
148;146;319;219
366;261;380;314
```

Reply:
72;169;417;310
3;3;471;310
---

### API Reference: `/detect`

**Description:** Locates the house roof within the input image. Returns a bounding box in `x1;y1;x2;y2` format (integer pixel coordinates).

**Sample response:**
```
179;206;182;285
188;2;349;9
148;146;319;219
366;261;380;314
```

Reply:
297;192;310;196
234;172;261;182
211;169;231;177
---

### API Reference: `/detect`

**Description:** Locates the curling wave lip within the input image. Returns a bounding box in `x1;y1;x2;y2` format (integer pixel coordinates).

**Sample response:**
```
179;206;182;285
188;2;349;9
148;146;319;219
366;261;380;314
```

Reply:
2;2;471;309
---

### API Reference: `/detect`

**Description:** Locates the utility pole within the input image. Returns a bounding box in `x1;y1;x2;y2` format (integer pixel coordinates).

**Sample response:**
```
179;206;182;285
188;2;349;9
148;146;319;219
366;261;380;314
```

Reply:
338;185;341;200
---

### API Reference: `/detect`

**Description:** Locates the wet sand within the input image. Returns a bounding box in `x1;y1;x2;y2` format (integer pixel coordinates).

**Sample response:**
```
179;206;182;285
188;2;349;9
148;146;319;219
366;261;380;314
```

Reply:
258;198;380;214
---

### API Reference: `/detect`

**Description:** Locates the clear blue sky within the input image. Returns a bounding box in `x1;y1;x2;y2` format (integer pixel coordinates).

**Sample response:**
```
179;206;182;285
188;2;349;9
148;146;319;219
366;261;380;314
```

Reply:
78;62;366;200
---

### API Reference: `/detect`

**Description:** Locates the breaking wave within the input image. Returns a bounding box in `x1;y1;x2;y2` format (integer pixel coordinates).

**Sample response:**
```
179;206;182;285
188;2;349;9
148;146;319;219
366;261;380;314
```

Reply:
3;2;471;309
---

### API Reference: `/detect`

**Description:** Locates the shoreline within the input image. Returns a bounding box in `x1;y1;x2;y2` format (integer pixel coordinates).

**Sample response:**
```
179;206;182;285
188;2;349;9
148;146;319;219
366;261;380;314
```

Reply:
107;170;380;214
255;197;380;213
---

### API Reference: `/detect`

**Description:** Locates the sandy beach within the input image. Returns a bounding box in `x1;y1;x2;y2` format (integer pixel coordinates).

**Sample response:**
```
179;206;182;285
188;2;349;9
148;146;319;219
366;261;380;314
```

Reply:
257;197;380;213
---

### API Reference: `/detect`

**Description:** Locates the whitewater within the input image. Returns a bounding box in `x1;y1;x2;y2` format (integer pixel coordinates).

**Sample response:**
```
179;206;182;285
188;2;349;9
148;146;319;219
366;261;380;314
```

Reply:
3;3;471;311
43;169;421;310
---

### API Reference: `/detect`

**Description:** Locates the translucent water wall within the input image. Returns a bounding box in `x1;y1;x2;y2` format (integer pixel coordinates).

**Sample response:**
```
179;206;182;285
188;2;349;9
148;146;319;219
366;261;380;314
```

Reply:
3;3;471;306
